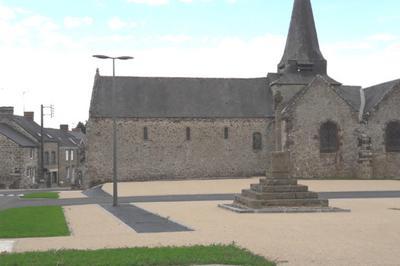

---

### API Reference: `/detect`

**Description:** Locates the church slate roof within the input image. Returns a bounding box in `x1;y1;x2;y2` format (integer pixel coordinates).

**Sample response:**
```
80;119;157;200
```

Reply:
90;75;274;119
281;76;361;116
278;0;328;76
0;123;37;147
334;85;362;112
268;72;340;86
279;0;325;64
364;79;400;113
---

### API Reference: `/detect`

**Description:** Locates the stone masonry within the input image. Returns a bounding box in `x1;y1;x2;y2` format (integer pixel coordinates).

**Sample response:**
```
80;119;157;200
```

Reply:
281;77;361;178
365;84;400;178
87;118;273;185
0;134;37;189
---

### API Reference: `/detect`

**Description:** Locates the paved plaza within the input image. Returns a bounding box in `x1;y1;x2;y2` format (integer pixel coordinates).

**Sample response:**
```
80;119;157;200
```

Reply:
1;178;400;266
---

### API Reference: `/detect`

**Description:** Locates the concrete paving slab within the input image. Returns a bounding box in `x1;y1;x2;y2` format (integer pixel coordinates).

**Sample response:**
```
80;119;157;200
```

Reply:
58;191;87;199
0;240;15;253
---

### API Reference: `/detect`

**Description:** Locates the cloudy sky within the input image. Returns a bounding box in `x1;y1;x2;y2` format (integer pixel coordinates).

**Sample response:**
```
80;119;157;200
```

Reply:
0;0;399;128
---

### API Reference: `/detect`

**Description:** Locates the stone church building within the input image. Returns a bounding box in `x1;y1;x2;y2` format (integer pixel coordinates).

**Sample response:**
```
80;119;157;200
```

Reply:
87;0;400;185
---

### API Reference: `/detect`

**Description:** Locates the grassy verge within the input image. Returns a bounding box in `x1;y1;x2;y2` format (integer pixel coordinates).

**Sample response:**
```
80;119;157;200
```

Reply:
22;192;59;199
0;206;69;238
0;245;274;266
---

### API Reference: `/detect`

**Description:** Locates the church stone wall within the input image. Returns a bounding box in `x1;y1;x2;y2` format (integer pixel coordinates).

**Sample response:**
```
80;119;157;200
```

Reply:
284;80;360;178
366;87;400;178
87;118;273;185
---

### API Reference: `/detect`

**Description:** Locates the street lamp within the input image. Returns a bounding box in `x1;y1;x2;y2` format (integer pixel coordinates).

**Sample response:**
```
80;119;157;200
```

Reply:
93;54;134;207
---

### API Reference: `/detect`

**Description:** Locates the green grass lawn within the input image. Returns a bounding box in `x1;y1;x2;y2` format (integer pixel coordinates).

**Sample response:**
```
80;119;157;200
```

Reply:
0;245;275;266
21;192;59;199
0;206;69;238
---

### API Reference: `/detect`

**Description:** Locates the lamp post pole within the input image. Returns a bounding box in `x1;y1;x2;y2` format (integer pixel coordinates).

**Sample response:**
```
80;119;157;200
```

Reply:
93;55;134;207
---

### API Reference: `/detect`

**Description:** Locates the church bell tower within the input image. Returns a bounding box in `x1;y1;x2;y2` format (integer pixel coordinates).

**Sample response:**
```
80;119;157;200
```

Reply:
278;0;327;76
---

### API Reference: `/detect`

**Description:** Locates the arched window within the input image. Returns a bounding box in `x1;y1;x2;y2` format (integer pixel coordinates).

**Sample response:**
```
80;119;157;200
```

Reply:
186;127;191;141
320;121;339;153
386;121;400;152
224;127;229;139
253;132;262;150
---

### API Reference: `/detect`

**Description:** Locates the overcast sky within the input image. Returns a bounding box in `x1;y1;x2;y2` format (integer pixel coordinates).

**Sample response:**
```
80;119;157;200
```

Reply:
0;0;399;128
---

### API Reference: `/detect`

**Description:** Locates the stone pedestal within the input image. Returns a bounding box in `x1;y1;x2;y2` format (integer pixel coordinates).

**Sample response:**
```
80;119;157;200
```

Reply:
220;152;349;213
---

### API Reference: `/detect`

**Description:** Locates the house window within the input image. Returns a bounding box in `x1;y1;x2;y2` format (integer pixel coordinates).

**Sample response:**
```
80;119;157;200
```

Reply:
70;150;74;161
144;127;148;140
30;148;34;159
71;167;75;183
52;172;57;184
51;151;56;164
224;127;229;139
32;168;36;183
186;127;191;141
386;121;400;152
320;121;339;153
66;150;69;161
253;132;262;150
66;167;70;179
44;152;49;165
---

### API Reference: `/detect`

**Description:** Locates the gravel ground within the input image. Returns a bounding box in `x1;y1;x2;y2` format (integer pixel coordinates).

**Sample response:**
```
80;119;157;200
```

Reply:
8;180;400;265
10;198;400;266
102;179;400;197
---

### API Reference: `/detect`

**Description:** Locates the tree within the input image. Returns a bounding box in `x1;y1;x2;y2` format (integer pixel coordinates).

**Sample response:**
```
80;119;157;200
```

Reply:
76;121;86;134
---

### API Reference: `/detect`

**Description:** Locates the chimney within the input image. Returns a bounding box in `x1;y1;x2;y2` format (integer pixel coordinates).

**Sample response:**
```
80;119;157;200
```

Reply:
60;124;69;132
24;112;34;121
0;106;14;116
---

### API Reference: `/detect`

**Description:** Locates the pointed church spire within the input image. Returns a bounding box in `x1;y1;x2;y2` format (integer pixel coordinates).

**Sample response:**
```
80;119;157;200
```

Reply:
278;0;327;75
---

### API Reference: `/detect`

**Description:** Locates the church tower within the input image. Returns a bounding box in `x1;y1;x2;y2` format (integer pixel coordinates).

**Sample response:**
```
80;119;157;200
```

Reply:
268;0;339;108
278;0;327;76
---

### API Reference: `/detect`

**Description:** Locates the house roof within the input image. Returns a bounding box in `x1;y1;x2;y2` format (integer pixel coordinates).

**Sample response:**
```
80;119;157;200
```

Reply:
364;79;400;113
90;75;274;119
0;123;37;147
45;128;80;148
9;115;79;148
11;116;54;142
69;131;87;145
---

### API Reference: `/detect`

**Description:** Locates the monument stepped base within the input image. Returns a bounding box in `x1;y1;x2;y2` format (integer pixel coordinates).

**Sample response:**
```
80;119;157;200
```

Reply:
219;152;350;213
219;203;349;213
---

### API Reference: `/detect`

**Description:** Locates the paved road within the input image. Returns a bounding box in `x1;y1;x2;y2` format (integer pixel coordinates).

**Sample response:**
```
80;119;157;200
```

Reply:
2;190;400;211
